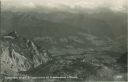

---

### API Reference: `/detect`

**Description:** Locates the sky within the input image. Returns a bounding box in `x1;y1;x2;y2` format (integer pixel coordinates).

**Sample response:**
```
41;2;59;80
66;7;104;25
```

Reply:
1;0;127;12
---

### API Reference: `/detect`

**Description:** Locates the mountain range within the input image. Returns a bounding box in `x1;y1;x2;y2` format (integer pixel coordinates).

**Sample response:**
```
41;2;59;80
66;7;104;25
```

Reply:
0;8;127;81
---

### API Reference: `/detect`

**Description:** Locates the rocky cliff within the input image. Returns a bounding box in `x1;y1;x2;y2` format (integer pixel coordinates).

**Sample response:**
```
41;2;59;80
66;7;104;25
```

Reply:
0;31;51;77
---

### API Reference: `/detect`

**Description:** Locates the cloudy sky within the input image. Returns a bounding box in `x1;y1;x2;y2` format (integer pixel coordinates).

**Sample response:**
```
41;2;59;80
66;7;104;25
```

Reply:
2;0;127;12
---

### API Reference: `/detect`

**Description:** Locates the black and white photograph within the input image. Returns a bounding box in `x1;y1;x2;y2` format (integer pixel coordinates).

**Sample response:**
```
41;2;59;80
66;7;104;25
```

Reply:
0;0;127;82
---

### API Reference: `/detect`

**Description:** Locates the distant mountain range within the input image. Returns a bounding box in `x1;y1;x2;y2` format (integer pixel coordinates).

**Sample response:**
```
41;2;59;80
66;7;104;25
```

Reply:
1;10;127;54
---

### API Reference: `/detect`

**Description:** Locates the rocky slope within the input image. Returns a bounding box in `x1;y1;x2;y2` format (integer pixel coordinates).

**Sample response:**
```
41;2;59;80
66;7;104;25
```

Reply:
0;31;51;77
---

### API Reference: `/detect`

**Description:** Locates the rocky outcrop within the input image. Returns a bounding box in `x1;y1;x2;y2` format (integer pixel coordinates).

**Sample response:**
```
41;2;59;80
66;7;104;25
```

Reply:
1;47;31;76
0;32;51;76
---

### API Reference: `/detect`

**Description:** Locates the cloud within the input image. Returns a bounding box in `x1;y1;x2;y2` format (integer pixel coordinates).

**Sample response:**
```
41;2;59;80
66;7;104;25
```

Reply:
2;0;127;12
23;2;36;8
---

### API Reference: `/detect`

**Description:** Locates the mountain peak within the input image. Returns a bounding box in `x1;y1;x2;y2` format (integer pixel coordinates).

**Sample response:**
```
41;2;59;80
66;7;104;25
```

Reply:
7;31;19;38
2;31;20;39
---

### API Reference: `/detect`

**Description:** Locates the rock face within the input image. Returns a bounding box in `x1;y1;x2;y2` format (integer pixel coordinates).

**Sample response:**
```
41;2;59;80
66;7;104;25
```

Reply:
1;48;31;76
0;32;51;76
